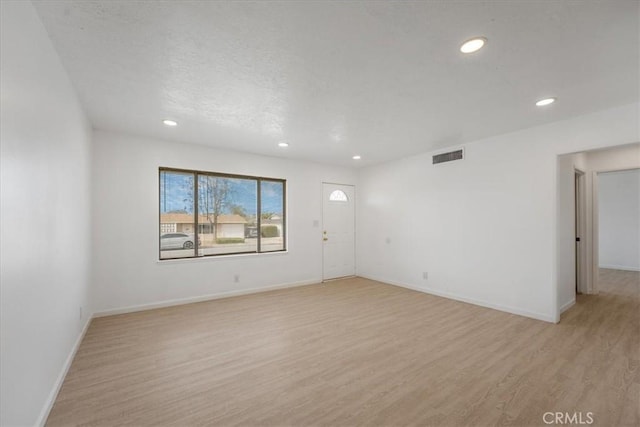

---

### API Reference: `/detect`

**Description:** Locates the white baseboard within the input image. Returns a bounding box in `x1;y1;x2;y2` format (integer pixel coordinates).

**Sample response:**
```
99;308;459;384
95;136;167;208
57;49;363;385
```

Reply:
36;314;93;427
560;299;576;314
358;274;556;323
93;279;321;317
599;264;640;272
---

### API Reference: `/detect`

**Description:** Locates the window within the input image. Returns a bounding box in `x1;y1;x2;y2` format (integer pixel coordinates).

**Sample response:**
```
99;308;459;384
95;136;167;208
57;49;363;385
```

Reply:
159;168;286;259
160;223;177;234
260;180;285;252
329;189;348;202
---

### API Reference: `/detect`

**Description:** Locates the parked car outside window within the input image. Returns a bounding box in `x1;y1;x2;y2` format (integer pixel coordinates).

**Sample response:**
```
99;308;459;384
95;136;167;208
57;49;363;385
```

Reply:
160;233;197;250
245;226;258;238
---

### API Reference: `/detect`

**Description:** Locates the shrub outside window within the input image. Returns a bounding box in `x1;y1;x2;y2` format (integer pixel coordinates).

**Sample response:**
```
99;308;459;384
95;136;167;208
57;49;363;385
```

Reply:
159;168;286;260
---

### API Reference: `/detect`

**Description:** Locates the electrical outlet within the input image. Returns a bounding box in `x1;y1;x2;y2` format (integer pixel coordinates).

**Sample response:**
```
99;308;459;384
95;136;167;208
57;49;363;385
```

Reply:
422;272;428;280
234;275;240;283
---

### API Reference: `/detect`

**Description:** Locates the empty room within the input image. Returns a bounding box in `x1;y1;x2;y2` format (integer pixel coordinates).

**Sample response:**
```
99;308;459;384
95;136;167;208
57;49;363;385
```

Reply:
1;1;639;426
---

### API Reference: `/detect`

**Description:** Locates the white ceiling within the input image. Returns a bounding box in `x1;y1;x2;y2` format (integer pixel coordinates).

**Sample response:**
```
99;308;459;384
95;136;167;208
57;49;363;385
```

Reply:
33;1;639;168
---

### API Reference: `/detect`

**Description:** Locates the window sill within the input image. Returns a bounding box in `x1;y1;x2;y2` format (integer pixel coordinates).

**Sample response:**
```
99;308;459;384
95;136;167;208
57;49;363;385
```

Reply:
157;250;289;265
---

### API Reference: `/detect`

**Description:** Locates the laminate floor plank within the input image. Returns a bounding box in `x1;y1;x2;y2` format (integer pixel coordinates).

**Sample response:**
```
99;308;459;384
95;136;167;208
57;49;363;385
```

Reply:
47;270;639;426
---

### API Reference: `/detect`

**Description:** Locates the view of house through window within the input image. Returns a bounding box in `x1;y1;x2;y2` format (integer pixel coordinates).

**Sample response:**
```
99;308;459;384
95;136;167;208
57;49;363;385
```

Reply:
260;180;285;252
159;168;285;259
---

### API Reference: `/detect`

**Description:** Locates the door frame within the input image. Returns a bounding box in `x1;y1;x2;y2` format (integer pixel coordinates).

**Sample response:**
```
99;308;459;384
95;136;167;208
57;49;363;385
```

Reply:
321;182;356;282
574;169;586;295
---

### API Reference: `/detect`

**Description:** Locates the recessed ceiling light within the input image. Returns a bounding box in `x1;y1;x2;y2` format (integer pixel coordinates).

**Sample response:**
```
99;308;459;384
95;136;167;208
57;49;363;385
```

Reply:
162;119;178;126
535;97;556;107
352;155;361;160
278;142;289;147
460;37;487;54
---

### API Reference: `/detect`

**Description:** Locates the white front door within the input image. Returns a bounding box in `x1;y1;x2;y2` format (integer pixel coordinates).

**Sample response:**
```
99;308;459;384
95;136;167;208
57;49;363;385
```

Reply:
322;183;355;281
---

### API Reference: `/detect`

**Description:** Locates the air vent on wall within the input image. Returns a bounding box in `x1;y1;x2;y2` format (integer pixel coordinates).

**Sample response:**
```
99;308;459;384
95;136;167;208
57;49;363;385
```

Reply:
432;148;464;165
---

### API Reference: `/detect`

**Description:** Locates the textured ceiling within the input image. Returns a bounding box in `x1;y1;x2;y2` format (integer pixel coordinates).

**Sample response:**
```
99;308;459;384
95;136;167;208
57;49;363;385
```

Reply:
33;1;639;167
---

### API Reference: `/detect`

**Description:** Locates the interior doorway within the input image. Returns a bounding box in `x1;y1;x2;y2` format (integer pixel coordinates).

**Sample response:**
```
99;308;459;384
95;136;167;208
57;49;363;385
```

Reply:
322;183;355;281
556;143;640;322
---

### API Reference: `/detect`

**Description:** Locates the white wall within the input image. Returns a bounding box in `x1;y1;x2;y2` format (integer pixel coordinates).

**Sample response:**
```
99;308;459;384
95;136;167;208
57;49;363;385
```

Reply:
358;103;639;323
556;153;581;313
92;130;356;314
598;169;640;271
0;2;93;426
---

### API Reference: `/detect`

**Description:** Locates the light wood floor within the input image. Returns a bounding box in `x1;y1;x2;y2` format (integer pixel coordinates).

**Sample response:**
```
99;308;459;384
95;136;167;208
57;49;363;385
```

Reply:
47;270;639;426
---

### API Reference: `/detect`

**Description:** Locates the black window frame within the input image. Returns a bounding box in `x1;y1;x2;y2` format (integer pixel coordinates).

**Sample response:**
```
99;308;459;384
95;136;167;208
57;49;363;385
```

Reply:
159;167;286;260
